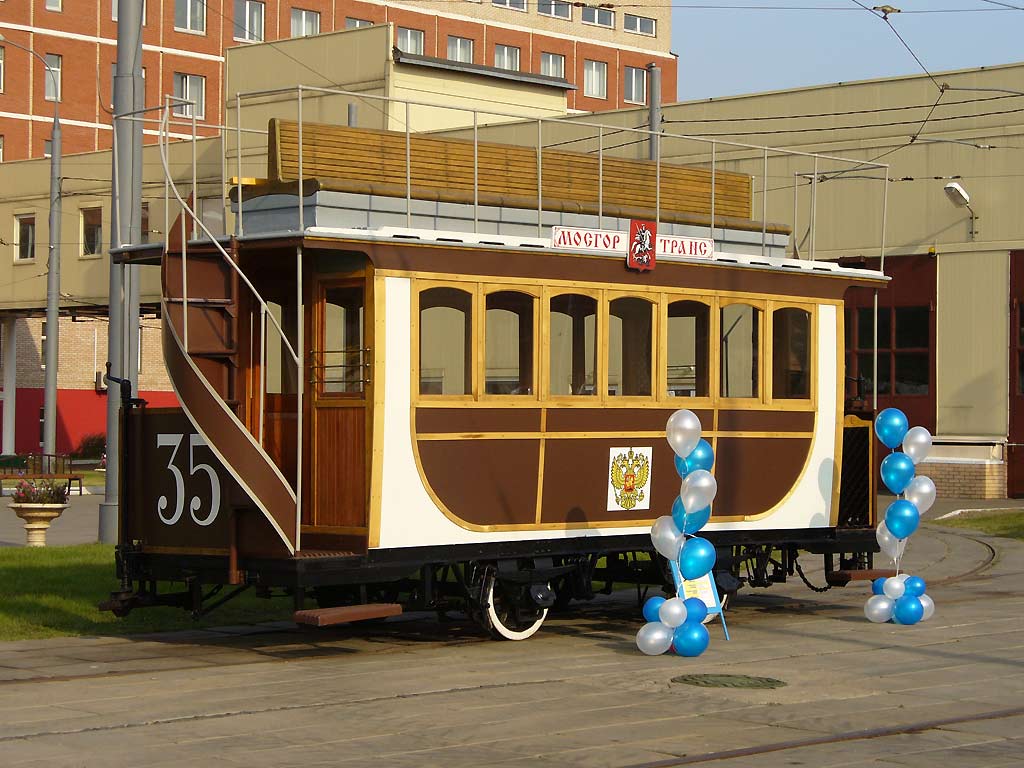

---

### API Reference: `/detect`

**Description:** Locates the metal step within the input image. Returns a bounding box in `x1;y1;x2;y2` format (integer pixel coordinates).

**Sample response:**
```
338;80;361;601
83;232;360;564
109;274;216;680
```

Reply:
293;603;403;628
166;297;235;306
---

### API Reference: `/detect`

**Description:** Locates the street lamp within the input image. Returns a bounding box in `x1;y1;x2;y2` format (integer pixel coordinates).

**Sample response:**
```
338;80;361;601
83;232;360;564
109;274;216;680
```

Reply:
0;34;61;456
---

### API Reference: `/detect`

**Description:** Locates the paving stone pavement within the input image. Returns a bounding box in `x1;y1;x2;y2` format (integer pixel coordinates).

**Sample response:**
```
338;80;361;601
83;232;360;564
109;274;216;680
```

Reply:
0;522;1022;767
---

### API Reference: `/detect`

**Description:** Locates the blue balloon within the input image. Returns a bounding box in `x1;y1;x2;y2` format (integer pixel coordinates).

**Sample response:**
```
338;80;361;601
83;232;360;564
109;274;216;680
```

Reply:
642;595;666;623
673;621;710;656
885;499;920;539
903;575;926;598
871;577;887;596
682;505;712;535
876;408;909;450
881;452;916;495
671;496;687;530
893;594;924;625
679;537;717;580
673;454;689;478
683;597;708;624
685;439;715;474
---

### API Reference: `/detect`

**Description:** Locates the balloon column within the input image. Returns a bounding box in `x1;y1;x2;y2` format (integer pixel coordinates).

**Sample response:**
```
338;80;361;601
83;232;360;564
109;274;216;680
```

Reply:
864;408;937;626
637;410;719;657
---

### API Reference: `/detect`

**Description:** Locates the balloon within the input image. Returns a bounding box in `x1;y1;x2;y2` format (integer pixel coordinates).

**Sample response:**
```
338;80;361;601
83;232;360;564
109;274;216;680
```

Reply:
882;576;906;599
658;597;689;628
903;576;926;597
880;453;916;495
876;522;906;561
904;476;937;515
885;499;920;540
871;577;887;596
893;594;924;625
864;594;895;623
875;408;909;450
682;506;712;535
666;409;702;459
685;439;715;473
673;454;689;479
672;621;710;657
642;596;666;623
894;573;910;584
902;426;932;465
670;497;687;530
680;470;718;516
683;597;708;624
919;594;935;621
651;516;683;561
679;537;717;580
636;622;674;655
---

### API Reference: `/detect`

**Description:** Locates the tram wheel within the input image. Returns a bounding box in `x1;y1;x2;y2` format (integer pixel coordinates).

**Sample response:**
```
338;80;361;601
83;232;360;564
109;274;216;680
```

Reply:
482;571;549;641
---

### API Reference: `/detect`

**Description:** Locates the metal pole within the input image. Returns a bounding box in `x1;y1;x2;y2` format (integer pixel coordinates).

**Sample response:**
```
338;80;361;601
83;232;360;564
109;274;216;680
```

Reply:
2;317;17;454
874;171;889;413
761;148;768;258
473;111;479;233
236;93;244;236
537;119;543;237
347;103;357;127
710;142;716;241
598;126;604;229
792;172;799;258
297;86;304;233
405;102;411;228
295;245;304;552
647;64;661;162
810;156;818;262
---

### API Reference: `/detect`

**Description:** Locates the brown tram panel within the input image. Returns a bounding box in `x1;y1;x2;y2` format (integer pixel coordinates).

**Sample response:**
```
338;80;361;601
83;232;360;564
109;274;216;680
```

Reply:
716;410;815;433
416;408;543;434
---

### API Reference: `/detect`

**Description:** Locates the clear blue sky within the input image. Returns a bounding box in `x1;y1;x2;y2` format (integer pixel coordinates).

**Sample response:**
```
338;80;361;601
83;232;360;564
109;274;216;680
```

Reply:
671;1;1024;101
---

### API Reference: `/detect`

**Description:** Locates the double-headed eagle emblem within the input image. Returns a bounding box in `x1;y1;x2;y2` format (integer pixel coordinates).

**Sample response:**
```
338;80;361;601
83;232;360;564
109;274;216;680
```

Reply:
610;448;650;510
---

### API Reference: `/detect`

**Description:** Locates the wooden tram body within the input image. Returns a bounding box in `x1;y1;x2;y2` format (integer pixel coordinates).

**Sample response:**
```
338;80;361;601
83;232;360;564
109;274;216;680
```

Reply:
107;123;887;638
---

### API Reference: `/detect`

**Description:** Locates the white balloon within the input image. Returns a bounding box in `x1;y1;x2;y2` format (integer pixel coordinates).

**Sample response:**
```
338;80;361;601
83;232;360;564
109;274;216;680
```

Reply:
680;470;718;515
883;577;906;599
864;595;895;623
895;573;910;584
636;621;674;655
666;409;702;459
902;426;933;465
650;516;683;561
905;476;937;515
919;594;935;622
658;597;689;628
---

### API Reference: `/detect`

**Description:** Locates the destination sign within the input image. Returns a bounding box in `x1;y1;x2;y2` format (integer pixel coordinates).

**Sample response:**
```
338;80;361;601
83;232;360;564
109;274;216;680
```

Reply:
552;225;714;260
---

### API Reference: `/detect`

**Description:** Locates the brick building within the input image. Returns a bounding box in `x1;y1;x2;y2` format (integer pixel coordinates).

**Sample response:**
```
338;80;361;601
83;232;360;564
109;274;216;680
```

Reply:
0;0;676;162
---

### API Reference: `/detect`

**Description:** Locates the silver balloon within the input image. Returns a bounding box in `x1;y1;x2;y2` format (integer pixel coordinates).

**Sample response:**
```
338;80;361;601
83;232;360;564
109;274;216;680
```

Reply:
919;593;935;621
666;409;702;459
902;426;933;466
658;597;689;628
876;522;906;562
904;475;937;515
636;621;674;655
895;573;910;584
864;595;895;623
680;470;718;515
650;516;683;561
882;576;906;599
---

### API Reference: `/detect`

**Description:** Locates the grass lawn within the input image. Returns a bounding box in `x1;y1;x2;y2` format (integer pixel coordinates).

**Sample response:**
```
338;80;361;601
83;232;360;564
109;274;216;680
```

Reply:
77;469;107;487
0;544;294;641
933;511;1024;541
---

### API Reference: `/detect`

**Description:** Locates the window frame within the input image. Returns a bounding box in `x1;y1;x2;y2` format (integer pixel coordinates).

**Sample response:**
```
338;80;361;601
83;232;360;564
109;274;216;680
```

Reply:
543;287;602;401
767;301;816;405
290;7;320;37
581;6;614;27
14;213;36;262
43;53;61;102
494;43;521;72
583;59;607;100
492;0;527;11
172;72;205;119
314;278;368;399
537;0;571;20
718;298;766;405
396;27;425;55
447;35;474;64
606;291;657;401
233;0;265;42
0;46;5;94
416;281;479;401
345;17;373;29
661;295;715;404
540;51;565;79
80;206;104;260
624;13;656;36
624;65;647;105
481;284;540;402
174;0;206;34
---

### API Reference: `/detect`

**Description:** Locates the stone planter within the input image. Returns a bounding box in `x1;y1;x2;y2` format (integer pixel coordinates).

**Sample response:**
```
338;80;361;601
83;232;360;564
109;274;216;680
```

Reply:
10;503;69;547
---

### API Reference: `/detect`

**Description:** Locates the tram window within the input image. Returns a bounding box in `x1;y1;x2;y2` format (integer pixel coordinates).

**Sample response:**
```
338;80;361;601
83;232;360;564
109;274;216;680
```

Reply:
858;352;891;395
608;297;653;397
485;291;534;395
772;308;811;399
265;300;298;395
549;294;597;396
720;304;760;398
420;287;472;395
322;286;364;395
667;300;709;397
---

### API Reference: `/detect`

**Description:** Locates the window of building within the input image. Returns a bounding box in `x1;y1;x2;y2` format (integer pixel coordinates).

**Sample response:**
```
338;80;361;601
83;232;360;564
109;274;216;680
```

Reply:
15;215;35;261
345;17;372;29
624;66;647;105
549;294;596;396
46;0;62;11
420;287;472;395
624;13;656;35
538;0;571;19
44;54;61;102
396;27;424;55
494;44;520;71
113;0;148;23
233;0;264;41
43;139;52;158
772;307;811;399
582;6;614;26
321;285;365;395
447;35;473;64
290;8;320;37
667;300;709;397
81;208;103;257
608;297;653;397
175;0;206;33
172;73;205;118
492;0;527;10
0;48;4;93
583;60;607;99
0;136;4;163
485;291;534;395
721;303;761;398
540;52;565;79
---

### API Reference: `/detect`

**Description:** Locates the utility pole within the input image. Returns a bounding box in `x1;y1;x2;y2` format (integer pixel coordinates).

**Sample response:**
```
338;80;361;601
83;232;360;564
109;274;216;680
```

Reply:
100;1;145;544
647;63;661;162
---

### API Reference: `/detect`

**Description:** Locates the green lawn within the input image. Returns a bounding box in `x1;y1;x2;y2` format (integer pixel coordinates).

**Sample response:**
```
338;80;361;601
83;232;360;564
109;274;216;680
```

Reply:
0;544;293;641
933;511;1024;540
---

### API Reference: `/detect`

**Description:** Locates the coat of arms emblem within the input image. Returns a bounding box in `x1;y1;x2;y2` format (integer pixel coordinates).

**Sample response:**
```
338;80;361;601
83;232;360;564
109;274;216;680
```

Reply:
627;219;657;272
608;448;652;511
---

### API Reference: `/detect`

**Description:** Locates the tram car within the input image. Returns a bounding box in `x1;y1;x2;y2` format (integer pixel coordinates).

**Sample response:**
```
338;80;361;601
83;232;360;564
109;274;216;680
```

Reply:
104;120;887;639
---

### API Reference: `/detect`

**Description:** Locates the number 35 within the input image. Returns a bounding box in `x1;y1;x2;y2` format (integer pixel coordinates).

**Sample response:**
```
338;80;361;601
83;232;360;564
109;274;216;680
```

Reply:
156;433;221;526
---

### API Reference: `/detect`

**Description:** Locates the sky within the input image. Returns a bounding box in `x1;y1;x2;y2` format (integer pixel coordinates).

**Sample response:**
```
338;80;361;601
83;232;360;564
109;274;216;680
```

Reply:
671;1;1024;101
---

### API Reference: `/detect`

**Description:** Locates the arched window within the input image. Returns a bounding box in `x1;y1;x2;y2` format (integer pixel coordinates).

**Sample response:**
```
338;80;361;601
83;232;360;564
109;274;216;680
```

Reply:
721;303;761;398
486;291;535;395
420;287;472;395
773;307;811;399
666;300;710;397
609;297;653;396
549;294;597;396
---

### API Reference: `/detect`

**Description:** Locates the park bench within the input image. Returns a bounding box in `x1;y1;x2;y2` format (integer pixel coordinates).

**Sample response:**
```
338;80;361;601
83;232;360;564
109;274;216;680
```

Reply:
0;453;85;496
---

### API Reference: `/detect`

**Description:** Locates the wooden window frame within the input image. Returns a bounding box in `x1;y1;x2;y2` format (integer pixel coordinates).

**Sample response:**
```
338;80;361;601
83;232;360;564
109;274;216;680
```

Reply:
313;277;368;401
661;294;716;407
480;284;540;403
543;287;602;402
767;301;816;409
414;281;478;402
718;298;766;407
605;291;657;403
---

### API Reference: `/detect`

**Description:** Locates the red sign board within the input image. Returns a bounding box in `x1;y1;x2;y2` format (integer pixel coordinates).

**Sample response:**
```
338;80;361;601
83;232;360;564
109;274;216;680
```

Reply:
627;219;657;271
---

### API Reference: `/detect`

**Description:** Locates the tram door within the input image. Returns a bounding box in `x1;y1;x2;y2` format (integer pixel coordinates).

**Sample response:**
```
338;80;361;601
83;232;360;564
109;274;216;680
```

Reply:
304;278;370;539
